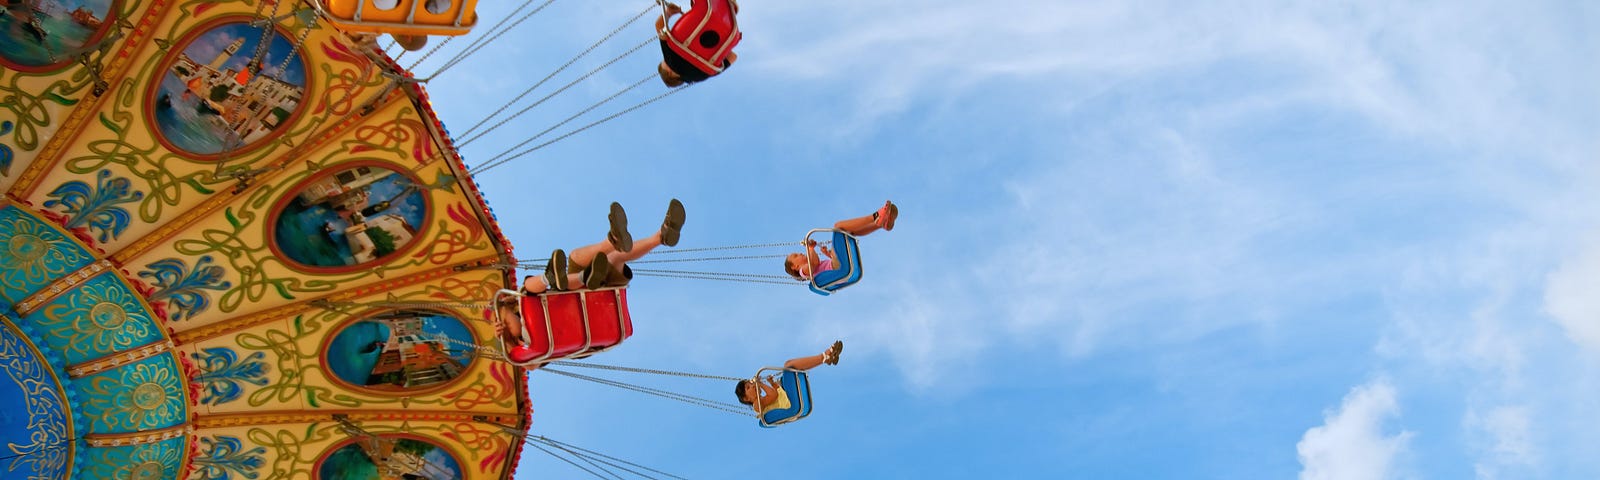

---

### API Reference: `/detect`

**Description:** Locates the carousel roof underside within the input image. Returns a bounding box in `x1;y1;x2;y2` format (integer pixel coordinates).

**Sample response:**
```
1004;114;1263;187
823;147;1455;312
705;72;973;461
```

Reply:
1;1;530;479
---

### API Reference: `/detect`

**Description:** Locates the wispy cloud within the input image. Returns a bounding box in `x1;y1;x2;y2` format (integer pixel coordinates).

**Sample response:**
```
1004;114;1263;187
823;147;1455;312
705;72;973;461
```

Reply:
1297;379;1412;480
756;0;1600;386
1466;405;1537;479
1544;235;1600;352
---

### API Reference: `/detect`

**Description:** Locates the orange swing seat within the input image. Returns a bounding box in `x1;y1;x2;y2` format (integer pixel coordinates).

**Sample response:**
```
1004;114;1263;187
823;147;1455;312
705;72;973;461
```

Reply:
320;0;480;36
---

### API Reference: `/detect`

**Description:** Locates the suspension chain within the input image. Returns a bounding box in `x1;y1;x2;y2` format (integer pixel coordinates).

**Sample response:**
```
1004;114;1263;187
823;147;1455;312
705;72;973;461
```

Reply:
541;367;755;417
429;0;560;78
625;254;788;264
458;3;657;140
644;241;805;254
546;360;746;381
461;38;654;150
535;436;689;480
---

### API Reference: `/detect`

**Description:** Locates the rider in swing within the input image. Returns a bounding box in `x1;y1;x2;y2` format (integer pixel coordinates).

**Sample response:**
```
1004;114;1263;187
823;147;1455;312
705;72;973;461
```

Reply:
735;341;843;414
495;199;686;343
655;0;741;87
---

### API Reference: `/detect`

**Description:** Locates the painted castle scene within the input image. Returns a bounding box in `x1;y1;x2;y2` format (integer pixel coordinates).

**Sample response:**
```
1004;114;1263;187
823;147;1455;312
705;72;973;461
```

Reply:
273;165;427;268
325;310;474;391
0;0;112;68
319;436;465;480
153;21;307;155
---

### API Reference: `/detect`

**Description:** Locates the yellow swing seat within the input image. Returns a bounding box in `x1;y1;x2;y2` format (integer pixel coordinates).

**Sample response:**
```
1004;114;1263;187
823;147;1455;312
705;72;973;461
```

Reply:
320;0;480;36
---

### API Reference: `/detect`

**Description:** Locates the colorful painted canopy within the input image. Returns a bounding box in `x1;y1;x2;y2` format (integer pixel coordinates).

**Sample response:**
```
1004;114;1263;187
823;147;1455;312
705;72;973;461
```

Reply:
2;1;528;479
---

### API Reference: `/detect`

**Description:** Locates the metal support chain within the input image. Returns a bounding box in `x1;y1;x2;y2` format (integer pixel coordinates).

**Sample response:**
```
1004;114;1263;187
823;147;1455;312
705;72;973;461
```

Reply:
546;360;746;381
525;442;616;480
404;35;454;71
248;0;285;69
630;272;803;286
460;38;654;149
623;254;790;264
495;422;687;480
628;268;796;281
541;367;755;417
308;299;493;310
531;436;690;480
274;10;317;76
470;74;682;175
430;334;506;362
511;264;804;286
644;241;806;254
457;2;657;140
428;0;560;78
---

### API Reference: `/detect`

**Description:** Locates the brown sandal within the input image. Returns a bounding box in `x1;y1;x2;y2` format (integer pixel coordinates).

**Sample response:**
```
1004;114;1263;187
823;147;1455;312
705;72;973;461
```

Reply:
544;249;569;291
660;198;686;247
824;340;844;365
608;202;633;252
582;253;611;290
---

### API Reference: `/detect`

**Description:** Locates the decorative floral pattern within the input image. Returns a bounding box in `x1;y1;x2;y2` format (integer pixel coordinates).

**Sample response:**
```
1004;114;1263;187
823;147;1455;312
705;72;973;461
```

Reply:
0;72;86;154
43;169;146;243
192;347;269;406
193;435;267;480
36;275;162;364
0;320;71;480
3;4;528;478
0;206;95;302
139;256;234;321
77;436;186;480
81;356;187;433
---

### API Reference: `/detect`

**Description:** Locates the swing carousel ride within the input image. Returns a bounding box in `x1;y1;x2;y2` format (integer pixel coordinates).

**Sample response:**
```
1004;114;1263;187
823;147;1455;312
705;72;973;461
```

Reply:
0;0;799;477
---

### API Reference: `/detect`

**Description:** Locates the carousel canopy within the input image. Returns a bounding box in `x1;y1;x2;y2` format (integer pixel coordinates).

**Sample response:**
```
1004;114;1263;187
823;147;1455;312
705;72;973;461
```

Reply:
1;1;528;479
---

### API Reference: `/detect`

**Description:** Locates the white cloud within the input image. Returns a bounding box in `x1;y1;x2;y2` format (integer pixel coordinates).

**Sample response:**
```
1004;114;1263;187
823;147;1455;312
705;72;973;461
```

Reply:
1544;235;1600;352
743;0;1597;163
755;0;1600;394
1466;405;1537;479
1297;379;1413;480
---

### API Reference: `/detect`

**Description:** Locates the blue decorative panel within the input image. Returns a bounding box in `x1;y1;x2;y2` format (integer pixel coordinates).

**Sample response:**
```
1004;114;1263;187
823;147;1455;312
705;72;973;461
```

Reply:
192;347;268;406
0;315;77;480
0;205;96;303
74;354;188;434
28;273;164;365
42;169;146;244
192;435;267;480
74;435;186;480
138;256;233;322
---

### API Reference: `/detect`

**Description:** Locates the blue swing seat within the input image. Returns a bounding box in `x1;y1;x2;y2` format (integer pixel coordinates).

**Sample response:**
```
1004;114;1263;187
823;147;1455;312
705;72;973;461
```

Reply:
757;368;812;428
805;229;862;296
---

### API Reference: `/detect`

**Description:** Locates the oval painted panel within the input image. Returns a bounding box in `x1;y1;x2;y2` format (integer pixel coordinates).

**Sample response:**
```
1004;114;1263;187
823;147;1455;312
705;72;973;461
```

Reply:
317;435;465;479
0;0;117;72
322;309;475;392
270;163;428;271
147;18;309;158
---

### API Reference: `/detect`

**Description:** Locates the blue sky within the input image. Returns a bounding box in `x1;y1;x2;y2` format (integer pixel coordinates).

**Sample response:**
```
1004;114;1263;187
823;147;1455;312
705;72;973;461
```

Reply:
412;1;1600;478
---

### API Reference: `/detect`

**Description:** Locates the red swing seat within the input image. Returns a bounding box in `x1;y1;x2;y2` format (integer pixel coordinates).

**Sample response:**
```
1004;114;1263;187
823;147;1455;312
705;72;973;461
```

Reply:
661;0;742;76
498;288;633;367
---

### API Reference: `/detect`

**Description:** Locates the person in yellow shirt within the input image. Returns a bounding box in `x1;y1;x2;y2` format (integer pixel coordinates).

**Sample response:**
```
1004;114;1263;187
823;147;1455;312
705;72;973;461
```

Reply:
734;341;842;413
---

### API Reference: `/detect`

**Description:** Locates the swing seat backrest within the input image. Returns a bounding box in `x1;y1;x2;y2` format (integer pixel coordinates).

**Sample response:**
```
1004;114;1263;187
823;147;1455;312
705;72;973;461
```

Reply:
757;368;812;428
321;0;480;36
503;288;633;367
806;229;863;296
662;0;742;75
